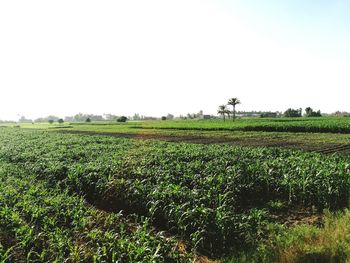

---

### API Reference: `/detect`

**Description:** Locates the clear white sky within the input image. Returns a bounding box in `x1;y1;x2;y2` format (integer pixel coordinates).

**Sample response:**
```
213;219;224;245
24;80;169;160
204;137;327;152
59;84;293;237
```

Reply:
1;0;350;120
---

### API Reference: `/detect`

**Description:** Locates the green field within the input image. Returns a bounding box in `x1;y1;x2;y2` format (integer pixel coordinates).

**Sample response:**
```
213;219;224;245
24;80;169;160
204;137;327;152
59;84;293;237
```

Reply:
11;117;350;154
136;117;350;133
13;116;350;133
2;118;350;261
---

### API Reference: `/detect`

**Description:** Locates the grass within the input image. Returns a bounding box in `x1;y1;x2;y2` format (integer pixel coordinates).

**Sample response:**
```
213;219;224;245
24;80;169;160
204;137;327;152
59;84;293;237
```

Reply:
236;209;350;262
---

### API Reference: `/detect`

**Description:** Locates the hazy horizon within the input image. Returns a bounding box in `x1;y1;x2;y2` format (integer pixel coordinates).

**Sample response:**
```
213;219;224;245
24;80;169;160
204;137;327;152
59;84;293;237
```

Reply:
2;108;346;122
1;0;350;121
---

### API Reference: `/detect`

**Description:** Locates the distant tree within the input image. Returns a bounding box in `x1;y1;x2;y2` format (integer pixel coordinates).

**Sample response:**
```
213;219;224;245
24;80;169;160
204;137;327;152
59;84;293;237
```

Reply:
35;115;59;123
187;113;194;119
72;113;104;122
166;113;174;120
73;113;86;122
133;113;141;121
225;109;231;119
48;120;54;124
64;116;74;122
161;116;167;121
333;111;350;117
305;107;313;117
305;107;322;117
86;117;91;123
218;105;228;122
198;110;204;119
19;116;33;123
227;98;241;121
284;108;302;117
58;119;64;124
260;112;278;118
117;116;127;122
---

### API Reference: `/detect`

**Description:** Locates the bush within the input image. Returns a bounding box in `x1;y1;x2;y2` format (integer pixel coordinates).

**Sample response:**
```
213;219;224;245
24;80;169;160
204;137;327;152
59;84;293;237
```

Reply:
48;120;54;124
86;118;91;123
117;116;127;122
58;119;64;124
161;116;167;121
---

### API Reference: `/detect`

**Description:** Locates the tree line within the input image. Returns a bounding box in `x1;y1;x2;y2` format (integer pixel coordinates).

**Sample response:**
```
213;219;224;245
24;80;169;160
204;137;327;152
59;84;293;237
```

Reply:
217;98;323;120
284;107;322;117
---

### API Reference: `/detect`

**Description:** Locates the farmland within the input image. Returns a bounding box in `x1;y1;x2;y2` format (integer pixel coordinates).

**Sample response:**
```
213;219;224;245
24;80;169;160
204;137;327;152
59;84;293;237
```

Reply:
1;119;350;261
12;117;350;154
14;116;350;133
136;117;350;134
3;0;350;261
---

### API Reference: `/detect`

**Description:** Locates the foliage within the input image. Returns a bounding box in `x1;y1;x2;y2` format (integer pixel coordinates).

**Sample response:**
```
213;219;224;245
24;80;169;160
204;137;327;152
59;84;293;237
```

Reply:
117;116;128;122
35;115;60;123
284;108;302;118
218;105;229;121
260;112;278;118
227;98;241;120
0;162;187;262
305;107;322;117
69;113;104;122
238;209;350;263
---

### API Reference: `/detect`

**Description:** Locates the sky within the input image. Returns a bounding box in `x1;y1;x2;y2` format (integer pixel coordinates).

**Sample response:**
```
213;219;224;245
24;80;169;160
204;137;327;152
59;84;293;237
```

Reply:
1;0;350;120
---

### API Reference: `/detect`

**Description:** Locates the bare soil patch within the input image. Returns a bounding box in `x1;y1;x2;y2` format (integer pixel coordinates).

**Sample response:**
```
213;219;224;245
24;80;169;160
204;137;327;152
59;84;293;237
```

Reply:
57;130;350;155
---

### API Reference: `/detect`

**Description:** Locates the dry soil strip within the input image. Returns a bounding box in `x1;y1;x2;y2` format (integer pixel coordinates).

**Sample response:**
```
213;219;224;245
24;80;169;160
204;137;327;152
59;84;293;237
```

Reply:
56;130;350;155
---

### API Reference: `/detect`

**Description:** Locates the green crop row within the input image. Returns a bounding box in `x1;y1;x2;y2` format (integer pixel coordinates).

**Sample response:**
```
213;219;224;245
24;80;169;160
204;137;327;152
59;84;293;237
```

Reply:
1;128;350;259
0;161;190;262
134;117;350;134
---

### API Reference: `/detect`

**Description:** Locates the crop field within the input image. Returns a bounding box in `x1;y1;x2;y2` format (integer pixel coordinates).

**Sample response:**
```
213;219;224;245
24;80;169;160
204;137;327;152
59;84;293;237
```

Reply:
12;117;350;155
11;117;350;134
130;117;350;134
1;126;350;262
3;0;350;261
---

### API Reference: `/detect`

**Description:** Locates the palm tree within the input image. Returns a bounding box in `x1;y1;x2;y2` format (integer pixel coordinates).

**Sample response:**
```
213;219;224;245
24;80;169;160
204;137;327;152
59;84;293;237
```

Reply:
218;105;228;122
227;98;241;121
